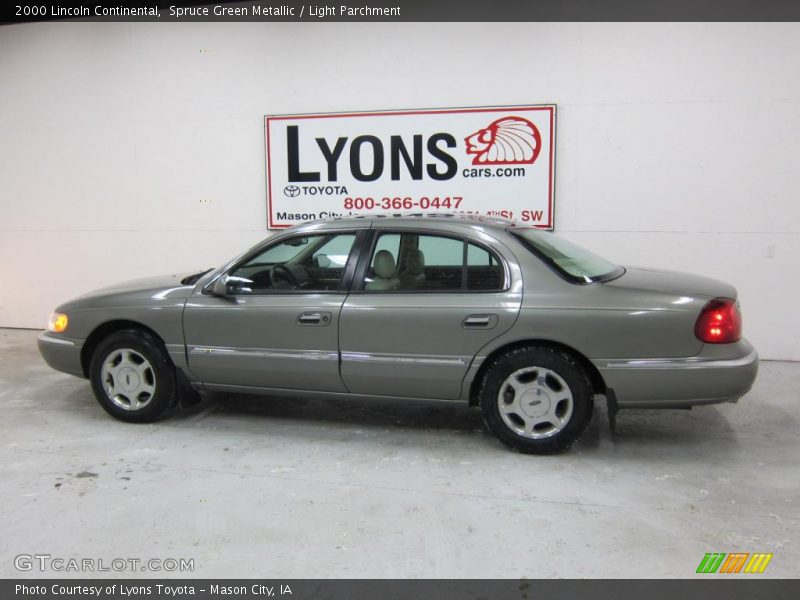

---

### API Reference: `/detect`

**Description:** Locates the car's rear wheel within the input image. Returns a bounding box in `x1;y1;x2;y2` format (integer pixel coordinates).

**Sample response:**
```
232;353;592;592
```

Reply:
479;346;594;454
89;329;176;423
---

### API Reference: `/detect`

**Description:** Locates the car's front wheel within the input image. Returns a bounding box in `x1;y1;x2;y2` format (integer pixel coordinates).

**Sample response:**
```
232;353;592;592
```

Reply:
479;346;594;454
89;329;176;423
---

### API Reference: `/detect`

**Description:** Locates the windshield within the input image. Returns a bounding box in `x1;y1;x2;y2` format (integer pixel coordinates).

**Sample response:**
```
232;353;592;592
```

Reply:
511;229;624;283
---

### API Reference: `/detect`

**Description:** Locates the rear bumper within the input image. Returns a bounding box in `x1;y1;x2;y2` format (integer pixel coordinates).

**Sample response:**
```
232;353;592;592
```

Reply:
37;331;85;378
596;339;758;408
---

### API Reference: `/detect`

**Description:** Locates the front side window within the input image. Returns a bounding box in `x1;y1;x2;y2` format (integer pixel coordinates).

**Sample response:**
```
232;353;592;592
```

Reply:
363;232;505;292
227;232;356;293
511;228;623;283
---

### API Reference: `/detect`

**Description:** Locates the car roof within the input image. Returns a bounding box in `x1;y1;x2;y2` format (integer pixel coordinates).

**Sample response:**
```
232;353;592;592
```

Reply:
294;213;519;233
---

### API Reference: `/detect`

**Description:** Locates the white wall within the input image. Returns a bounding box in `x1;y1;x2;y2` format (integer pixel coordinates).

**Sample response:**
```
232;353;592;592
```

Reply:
1;22;798;359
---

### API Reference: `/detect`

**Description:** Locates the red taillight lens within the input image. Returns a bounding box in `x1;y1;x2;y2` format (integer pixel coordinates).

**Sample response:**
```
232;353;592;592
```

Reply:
694;298;742;344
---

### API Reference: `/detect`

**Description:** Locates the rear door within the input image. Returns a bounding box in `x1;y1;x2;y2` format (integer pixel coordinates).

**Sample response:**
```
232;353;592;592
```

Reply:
339;228;522;400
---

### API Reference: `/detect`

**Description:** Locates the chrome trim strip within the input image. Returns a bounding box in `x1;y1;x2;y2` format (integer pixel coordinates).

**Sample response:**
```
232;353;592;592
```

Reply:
190;347;470;367
189;347;338;361
37;333;76;347
605;348;758;370
341;351;467;366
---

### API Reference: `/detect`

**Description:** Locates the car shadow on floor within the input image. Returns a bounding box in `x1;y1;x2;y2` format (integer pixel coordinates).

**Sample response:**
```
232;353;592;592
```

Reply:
579;401;741;452
190;391;486;433
170;390;743;456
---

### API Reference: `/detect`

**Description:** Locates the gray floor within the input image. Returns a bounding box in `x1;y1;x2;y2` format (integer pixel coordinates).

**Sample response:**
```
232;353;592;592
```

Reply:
0;328;797;579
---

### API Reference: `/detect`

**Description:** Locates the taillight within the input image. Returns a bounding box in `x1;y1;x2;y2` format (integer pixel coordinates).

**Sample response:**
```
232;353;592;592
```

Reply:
694;298;742;343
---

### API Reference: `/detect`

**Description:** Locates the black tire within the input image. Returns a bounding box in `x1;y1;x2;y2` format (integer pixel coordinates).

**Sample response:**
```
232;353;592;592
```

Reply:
88;329;177;423
479;346;594;454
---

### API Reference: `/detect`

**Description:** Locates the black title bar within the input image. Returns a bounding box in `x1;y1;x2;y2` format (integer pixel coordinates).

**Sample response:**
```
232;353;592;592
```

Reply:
4;0;800;24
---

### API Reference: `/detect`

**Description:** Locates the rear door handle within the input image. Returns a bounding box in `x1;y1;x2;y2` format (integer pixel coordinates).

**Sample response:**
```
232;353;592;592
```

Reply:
297;312;331;326
462;314;497;329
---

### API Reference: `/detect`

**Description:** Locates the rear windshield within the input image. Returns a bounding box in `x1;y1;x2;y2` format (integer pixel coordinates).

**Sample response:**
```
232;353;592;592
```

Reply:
510;229;624;283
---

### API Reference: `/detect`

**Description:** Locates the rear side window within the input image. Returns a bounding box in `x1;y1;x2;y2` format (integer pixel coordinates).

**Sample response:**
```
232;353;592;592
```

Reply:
467;244;504;290
362;232;505;292
418;235;464;267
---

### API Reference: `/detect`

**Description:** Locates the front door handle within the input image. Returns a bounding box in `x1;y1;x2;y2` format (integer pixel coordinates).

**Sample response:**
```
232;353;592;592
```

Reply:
462;314;497;329
297;312;331;326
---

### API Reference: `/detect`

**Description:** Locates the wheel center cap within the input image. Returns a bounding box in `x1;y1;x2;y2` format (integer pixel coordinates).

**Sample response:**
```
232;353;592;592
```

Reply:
118;367;140;392
520;387;551;418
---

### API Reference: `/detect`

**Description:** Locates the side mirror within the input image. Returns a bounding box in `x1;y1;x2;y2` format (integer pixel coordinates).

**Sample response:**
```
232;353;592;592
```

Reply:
208;275;228;296
206;274;251;296
203;275;232;298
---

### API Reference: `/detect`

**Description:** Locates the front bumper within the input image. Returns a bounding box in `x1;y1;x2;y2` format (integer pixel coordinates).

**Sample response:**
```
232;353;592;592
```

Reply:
596;339;759;408
37;331;85;378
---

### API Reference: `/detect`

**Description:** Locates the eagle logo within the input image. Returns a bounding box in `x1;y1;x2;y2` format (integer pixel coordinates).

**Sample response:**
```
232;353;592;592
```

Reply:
464;116;542;165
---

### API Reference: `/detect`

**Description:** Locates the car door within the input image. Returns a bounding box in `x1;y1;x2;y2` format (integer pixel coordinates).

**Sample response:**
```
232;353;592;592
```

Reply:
184;229;366;392
339;227;522;400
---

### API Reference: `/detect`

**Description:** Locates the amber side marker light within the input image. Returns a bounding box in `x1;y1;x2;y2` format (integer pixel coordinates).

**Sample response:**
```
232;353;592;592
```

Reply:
695;298;741;343
47;312;69;333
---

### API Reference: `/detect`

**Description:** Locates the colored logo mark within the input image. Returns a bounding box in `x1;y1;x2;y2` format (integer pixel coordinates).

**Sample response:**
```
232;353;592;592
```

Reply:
696;552;773;574
464;116;542;166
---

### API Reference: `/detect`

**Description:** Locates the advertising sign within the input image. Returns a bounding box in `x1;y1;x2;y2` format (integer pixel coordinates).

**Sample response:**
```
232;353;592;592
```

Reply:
265;105;556;229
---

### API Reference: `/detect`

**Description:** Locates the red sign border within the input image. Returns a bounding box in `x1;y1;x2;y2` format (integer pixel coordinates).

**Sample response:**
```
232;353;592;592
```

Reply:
264;104;556;230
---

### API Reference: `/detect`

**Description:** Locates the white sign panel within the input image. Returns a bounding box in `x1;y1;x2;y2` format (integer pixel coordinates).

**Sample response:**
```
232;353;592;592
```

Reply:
265;105;556;229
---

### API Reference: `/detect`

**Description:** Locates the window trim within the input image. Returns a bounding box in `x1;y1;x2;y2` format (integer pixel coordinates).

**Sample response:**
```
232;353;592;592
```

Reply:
352;228;511;294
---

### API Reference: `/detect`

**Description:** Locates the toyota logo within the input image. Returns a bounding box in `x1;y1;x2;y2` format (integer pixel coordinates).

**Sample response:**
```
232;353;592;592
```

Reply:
283;185;301;198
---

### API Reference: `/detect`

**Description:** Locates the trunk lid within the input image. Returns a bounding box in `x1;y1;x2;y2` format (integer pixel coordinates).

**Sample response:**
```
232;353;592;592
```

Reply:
608;266;736;299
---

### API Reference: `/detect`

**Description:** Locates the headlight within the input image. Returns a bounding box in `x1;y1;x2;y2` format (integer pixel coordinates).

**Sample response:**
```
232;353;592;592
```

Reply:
47;312;69;333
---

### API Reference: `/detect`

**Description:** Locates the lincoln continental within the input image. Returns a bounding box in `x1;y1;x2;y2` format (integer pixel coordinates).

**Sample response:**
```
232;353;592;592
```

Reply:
38;215;758;453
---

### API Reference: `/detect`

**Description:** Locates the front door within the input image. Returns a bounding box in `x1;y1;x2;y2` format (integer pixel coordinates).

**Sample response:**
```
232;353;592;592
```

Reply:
184;230;363;392
339;229;522;400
